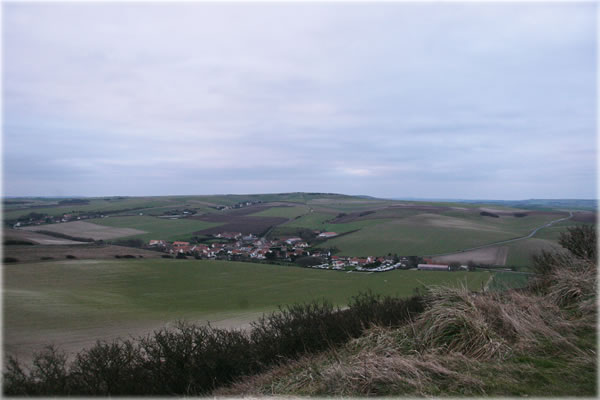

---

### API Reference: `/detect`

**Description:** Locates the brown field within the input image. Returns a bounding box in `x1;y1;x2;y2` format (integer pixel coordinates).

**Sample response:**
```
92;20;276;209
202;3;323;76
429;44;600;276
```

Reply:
3;229;87;245
3;244;165;263
431;246;509;266
218;203;297;217
571;211;597;223
192;215;288;235
21;220;146;240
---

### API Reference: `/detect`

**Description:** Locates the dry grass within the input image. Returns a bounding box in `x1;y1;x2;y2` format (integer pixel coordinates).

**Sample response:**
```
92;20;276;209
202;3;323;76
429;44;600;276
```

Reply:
547;260;597;314
217;327;486;397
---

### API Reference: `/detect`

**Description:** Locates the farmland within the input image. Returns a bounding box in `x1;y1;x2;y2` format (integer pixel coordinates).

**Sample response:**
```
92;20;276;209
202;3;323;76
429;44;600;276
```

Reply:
88;216;222;241
21;220;146;240
5;193;594;266
4;258;490;362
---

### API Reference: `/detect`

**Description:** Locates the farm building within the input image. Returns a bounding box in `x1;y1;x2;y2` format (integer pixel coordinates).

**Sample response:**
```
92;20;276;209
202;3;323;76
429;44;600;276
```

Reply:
318;232;338;238
417;263;450;271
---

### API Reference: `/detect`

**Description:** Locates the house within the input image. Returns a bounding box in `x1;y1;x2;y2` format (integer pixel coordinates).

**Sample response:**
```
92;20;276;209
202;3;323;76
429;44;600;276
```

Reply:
172;241;190;247
148;240;166;247
285;237;302;245
417;263;450;271
318;232;338;238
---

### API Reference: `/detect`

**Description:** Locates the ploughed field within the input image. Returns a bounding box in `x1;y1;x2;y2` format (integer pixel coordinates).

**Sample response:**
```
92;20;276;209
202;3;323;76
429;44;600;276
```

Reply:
4;259;490;362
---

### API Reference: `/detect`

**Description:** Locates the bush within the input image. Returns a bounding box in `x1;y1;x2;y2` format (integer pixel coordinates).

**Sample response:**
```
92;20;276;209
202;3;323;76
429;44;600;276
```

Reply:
531;225;597;293
3;292;426;396
3;257;19;263
4;239;34;245
480;211;499;218
65;255;77;259
161;255;173;259
559;225;596;261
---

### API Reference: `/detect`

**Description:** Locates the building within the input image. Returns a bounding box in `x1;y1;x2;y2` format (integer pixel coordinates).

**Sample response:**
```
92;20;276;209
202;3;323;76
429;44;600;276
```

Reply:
285;237;302;245
417;263;450;271
318;232;338;238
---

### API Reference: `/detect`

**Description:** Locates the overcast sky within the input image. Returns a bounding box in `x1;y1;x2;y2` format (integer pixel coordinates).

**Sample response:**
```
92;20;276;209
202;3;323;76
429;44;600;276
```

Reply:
3;2;597;199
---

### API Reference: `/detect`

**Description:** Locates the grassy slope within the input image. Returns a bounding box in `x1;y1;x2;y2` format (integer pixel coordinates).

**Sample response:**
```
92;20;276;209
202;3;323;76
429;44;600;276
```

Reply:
88;216;222;241
319;212;550;256
218;255;597;397
4;258;489;340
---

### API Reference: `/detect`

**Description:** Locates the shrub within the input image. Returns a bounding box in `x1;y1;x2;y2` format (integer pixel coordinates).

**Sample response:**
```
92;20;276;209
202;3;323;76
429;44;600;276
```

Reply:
3;292;426;396
3;257;19;263
68;340;145;395
65;255;77;259
4;239;34;245
480;211;499;218
559;225;596;261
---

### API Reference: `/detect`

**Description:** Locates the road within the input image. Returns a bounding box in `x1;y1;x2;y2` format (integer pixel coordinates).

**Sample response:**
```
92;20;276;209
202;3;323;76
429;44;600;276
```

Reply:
426;211;574;257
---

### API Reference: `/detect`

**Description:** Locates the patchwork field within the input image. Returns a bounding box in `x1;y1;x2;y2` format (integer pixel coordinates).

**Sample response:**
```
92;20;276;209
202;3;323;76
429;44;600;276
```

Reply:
21;220;146;240
4;259;490;362
89;216;222;241
4;193;595;266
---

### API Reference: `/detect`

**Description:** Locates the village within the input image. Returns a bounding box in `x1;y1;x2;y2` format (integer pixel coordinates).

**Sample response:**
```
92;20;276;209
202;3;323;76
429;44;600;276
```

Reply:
7;208;463;273
146;231;460;273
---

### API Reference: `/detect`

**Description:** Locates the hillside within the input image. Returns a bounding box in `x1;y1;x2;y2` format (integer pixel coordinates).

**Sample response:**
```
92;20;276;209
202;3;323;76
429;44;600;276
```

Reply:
217;226;597;397
3;225;596;396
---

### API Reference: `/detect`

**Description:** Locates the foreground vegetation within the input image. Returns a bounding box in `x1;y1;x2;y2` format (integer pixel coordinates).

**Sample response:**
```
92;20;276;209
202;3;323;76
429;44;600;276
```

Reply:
3;226;596;396
218;225;597;397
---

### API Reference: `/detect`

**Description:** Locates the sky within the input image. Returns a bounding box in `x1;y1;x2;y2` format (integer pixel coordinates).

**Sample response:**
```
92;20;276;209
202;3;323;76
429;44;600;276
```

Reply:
2;2;597;200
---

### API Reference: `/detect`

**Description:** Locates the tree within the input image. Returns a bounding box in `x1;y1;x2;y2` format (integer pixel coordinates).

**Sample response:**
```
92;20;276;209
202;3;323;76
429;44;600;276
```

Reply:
558;225;596;261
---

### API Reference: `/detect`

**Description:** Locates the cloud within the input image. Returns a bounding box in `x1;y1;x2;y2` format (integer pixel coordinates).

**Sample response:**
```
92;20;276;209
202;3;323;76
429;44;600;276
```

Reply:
2;2;597;198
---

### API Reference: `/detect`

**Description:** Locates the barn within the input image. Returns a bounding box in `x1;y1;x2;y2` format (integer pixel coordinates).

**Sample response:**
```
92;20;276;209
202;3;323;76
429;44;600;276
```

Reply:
417;263;450;271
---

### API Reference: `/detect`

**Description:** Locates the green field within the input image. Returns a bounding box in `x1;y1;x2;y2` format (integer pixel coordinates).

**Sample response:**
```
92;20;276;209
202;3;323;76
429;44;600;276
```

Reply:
88;216;222;241
276;207;569;257
4;259;490;359
488;271;531;291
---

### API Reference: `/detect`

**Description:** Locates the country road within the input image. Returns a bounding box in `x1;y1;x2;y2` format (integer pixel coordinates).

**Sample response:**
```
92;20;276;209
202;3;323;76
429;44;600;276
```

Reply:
426;211;574;258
